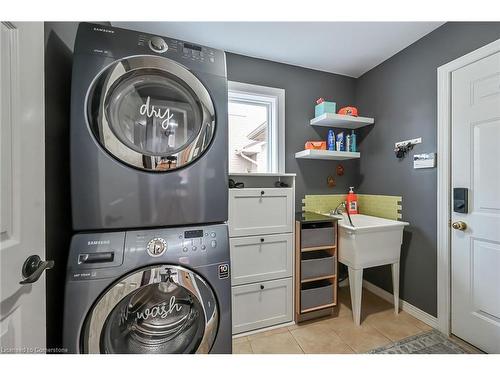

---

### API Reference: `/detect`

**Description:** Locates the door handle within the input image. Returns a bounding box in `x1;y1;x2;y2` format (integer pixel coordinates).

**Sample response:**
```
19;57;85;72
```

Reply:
452;221;467;231
19;255;54;285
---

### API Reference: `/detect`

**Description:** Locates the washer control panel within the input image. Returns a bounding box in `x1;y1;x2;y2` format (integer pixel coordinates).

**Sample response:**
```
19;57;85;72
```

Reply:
129;225;223;259
181;229;216;253
68;223;228;280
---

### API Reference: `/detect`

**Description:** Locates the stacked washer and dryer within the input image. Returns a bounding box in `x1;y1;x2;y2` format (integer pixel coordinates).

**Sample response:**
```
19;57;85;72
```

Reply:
63;23;231;354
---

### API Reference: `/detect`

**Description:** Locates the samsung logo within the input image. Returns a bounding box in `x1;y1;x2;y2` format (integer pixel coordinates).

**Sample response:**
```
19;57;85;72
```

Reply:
93;27;114;34
88;240;110;246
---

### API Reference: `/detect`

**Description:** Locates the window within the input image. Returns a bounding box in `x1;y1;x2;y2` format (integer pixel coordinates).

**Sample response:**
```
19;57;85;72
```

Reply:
228;81;285;174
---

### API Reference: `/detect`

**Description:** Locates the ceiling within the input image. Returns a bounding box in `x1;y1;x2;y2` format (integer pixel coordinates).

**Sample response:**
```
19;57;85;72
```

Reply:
113;22;444;78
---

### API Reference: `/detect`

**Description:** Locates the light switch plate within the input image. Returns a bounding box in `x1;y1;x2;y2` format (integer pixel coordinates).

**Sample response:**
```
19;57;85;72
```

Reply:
414;153;436;169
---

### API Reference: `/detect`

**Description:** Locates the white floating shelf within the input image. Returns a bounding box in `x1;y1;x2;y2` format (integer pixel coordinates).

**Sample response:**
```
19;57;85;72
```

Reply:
295;149;360;160
310;113;374;129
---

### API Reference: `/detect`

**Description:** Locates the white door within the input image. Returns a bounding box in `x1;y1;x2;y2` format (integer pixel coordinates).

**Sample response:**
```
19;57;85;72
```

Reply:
451;50;500;353
0;22;47;353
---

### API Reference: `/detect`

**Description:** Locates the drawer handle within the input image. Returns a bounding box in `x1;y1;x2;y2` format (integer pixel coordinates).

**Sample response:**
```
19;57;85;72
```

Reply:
260;285;265;290
260;238;264;243
260;190;265;195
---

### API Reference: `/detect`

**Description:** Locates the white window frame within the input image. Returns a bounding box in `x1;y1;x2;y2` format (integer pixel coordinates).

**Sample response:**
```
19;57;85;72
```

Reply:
228;81;285;174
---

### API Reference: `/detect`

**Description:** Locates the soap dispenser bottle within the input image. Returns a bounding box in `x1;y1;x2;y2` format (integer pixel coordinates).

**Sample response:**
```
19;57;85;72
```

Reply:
346;187;358;215
350;130;357;152
327;129;335;151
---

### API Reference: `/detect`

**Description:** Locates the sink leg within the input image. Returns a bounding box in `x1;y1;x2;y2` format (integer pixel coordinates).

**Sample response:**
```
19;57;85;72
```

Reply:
392;262;400;315
348;267;363;325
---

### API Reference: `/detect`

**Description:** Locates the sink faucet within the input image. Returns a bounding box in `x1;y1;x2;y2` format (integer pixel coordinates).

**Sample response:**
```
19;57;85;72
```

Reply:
331;201;354;227
332;201;346;215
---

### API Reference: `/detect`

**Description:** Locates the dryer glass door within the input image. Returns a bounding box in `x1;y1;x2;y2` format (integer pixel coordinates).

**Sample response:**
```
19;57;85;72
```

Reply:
83;265;218;354
88;56;216;171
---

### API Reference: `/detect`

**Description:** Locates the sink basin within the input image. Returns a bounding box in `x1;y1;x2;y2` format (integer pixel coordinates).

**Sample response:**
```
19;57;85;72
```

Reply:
330;213;409;325
334;214;409;268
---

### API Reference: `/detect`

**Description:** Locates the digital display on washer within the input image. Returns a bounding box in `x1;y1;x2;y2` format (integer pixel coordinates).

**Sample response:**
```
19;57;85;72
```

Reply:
183;43;202;51
184;230;204;238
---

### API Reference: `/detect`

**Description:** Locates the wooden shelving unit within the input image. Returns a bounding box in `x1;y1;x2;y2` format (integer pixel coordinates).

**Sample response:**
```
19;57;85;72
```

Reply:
295;213;339;323
310;113;374;129
300;303;337;314
301;274;336;283
301;244;336;252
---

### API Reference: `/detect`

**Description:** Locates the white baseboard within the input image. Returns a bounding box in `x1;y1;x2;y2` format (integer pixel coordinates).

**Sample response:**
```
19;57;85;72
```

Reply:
232;321;295;339
362;280;438;329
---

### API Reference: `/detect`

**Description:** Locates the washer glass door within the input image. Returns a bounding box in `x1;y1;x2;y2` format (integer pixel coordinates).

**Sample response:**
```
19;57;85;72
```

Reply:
87;55;216;171
83;265;218;354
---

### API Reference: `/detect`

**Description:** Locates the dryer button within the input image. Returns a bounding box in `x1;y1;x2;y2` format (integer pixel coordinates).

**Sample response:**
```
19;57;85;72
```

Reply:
149;36;168;53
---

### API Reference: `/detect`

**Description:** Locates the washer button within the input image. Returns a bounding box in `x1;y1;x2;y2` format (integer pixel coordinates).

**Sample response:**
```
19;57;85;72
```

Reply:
182;247;188;252
211;240;217;248
192;246;197;251
210;232;216;238
147;238;167;257
201;245;206;251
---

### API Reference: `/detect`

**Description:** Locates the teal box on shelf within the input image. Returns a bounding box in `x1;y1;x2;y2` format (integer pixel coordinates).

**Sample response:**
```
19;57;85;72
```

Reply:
315;101;336;117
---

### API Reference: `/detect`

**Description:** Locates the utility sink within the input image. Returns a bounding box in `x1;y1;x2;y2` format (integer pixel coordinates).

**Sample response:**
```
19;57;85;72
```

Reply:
336;214;409;268
330;213;409;325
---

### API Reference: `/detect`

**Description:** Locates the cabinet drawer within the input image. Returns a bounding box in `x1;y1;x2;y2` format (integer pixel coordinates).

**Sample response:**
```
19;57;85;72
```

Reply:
232;278;293;334
301;222;335;248
230;233;293;286
301;251;335;280
301;280;334;312
229;188;293;237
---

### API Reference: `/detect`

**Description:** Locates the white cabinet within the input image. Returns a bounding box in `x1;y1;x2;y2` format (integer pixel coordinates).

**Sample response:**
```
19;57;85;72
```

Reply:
229;188;293;237
232;278;293;334
228;174;295;335
230;233;293;286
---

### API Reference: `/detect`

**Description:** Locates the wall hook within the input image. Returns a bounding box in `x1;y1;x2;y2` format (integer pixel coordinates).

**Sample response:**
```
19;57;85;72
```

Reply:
394;137;422;159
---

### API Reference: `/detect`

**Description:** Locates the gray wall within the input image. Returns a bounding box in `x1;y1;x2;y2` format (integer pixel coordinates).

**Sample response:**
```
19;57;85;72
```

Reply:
226;53;359;212
355;22;500;316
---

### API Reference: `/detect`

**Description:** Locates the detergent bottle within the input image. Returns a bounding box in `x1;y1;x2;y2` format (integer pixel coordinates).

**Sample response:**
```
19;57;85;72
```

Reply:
346;187;358;215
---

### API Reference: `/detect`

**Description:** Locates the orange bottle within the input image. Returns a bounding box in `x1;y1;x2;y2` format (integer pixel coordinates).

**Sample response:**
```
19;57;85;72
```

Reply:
346;187;358;215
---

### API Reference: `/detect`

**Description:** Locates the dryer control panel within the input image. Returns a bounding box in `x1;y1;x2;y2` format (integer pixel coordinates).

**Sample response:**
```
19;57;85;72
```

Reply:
137;34;219;65
74;22;227;78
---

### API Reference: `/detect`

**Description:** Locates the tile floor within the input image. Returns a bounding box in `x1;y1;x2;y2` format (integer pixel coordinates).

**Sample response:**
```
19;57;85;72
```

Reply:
232;285;435;354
